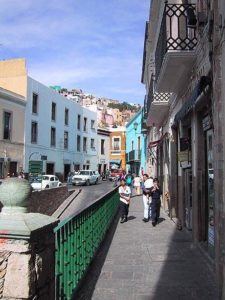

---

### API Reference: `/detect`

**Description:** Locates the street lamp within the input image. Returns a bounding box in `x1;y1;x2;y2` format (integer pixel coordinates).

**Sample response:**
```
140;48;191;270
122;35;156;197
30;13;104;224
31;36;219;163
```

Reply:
133;122;138;131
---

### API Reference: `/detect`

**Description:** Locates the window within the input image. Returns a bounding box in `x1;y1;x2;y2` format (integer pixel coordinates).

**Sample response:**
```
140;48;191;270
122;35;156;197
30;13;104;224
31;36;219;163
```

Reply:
101;139;105;155
32;93;38;114
31;121;38;143
77;115;81;130
91;120;95;129
64;131;68;149
65;108;69;125
77;135;81;152
3;112;11;140
51;127;56;146
51;102;56;121
91;138;95;149
132;140;134;151
113;137;120;150
83;117;87;131
83;137;87;152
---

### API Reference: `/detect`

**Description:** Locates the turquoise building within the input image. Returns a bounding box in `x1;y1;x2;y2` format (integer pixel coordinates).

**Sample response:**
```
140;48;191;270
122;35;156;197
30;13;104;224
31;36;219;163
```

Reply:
125;109;147;176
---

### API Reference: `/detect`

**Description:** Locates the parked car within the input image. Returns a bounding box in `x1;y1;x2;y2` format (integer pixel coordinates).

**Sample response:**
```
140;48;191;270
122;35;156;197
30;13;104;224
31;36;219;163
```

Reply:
72;170;99;186
30;175;62;191
108;169;123;181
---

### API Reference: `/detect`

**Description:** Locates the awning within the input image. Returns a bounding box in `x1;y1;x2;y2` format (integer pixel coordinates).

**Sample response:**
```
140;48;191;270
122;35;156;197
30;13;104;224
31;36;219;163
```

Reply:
109;160;121;165
148;132;169;149
173;76;211;125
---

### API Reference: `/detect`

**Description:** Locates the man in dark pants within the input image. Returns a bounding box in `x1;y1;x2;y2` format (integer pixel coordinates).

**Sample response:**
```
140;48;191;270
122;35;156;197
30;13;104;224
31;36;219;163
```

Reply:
150;178;162;227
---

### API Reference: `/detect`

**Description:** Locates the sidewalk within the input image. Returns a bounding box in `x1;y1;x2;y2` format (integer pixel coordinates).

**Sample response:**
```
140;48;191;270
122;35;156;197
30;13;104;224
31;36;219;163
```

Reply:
75;195;218;300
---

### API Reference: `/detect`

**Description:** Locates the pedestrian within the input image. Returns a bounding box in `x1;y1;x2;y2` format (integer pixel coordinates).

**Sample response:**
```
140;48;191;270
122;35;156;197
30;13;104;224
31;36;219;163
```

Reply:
142;174;154;222
133;174;141;195
118;179;131;223
125;171;134;196
150;178;162;227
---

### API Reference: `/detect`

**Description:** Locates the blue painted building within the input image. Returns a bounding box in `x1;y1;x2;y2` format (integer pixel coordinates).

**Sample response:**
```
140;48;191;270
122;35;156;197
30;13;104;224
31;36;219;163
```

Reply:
125;109;147;176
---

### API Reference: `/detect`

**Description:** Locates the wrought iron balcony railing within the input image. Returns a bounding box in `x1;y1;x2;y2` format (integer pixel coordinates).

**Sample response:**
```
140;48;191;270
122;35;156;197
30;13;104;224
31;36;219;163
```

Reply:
155;4;197;83
127;150;141;163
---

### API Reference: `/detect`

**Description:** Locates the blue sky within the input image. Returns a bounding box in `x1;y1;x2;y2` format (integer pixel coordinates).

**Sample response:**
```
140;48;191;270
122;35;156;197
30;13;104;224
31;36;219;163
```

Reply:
0;0;150;104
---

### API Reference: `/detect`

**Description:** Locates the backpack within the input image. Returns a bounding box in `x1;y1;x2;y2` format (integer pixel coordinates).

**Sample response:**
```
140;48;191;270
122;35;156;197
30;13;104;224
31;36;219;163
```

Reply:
126;176;132;185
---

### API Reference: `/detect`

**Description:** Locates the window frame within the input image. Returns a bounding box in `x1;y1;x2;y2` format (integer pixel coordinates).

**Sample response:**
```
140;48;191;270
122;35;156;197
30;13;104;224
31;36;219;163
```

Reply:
3;111;12;140
83;136;87;152
77;135;81;152
101;139;105;155
32;93;38;114
31;121;38;144
50;126;56;147
65;108;69;126
51;102;56;121
64;131;69;149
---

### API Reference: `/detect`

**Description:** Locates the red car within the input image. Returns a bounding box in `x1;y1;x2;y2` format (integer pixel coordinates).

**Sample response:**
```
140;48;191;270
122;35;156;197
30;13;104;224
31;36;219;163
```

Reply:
109;169;123;181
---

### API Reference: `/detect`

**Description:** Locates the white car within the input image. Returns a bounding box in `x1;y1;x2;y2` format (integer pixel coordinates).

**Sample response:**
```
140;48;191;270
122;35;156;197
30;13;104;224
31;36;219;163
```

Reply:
72;170;99;186
30;175;62;191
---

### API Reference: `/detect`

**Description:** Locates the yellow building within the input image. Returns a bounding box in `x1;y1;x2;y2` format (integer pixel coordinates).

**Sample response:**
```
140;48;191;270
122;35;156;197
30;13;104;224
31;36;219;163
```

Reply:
109;127;126;170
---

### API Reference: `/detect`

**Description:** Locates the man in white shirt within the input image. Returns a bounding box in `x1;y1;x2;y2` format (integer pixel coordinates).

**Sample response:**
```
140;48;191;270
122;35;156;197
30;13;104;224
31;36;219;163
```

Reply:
142;174;154;222
119;179;131;223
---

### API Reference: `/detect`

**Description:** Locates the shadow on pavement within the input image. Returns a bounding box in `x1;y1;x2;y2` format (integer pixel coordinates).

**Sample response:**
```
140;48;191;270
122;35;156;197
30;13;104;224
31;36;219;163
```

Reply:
72;212;120;300
127;215;136;221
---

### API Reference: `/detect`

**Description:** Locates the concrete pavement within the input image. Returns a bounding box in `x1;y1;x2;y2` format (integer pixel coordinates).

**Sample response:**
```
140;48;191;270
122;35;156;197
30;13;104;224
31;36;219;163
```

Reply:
75;194;218;300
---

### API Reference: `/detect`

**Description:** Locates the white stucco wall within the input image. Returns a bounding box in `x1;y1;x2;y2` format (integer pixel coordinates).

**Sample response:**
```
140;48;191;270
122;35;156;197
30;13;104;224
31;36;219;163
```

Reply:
24;77;98;175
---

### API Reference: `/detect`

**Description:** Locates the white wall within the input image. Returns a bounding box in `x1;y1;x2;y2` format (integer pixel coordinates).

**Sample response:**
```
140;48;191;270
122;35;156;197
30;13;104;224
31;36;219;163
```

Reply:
24;77;98;174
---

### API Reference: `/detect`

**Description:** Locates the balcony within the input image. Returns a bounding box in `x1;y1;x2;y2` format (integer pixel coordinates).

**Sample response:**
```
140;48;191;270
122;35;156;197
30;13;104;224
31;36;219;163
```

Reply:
146;76;171;127
155;4;197;93
126;150;141;163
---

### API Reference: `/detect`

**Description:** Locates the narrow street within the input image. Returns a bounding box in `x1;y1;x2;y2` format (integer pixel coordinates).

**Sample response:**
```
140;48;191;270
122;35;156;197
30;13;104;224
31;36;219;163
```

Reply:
59;180;115;219
75;195;218;300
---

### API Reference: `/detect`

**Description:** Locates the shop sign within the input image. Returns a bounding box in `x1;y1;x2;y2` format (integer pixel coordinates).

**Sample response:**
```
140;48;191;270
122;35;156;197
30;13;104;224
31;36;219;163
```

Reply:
177;151;192;162
100;159;105;163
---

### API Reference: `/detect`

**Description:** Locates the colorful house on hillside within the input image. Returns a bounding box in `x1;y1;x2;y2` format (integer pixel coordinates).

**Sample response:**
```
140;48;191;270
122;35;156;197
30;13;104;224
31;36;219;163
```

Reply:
125;109;147;176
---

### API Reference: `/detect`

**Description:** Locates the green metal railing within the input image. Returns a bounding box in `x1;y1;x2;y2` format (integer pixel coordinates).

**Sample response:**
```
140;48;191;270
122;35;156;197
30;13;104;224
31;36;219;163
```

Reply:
54;188;119;299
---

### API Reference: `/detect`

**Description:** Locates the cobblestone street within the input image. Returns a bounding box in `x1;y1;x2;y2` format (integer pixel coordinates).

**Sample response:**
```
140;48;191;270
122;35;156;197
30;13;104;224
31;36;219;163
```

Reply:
75;195;218;300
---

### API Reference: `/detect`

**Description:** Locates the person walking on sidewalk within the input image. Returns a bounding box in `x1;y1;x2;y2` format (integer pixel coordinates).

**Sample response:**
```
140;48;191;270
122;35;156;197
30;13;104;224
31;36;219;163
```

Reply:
125;171;134;196
142;174;153;222
150;178;162;227
133;174;141;195
118;179;131;223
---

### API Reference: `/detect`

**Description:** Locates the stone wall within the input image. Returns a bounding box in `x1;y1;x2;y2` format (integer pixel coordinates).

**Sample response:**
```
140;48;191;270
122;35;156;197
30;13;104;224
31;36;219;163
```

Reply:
0;226;56;299
28;186;72;216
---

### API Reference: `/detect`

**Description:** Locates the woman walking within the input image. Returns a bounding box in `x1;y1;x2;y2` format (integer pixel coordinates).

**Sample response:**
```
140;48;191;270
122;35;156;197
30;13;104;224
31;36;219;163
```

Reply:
118;179;131;223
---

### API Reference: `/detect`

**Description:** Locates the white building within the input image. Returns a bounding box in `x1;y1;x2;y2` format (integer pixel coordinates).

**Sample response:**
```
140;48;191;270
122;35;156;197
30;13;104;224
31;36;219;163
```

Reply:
25;77;98;180
0;59;98;180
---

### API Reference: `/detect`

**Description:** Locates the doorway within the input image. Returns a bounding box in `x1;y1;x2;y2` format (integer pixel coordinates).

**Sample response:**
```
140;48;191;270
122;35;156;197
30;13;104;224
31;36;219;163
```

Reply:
206;129;215;257
9;161;17;176
46;163;54;174
64;164;71;182
184;168;192;230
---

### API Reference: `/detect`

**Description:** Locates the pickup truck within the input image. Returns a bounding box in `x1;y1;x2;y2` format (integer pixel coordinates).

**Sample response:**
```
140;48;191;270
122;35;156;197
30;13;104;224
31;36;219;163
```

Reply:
72;170;100;186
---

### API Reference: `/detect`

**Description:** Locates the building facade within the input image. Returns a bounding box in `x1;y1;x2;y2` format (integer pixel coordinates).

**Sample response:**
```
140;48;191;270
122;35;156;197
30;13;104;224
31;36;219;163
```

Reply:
142;0;225;297
0;88;26;178
125;109;147;176
0;59;98;180
109;127;126;170
97;128;110;174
